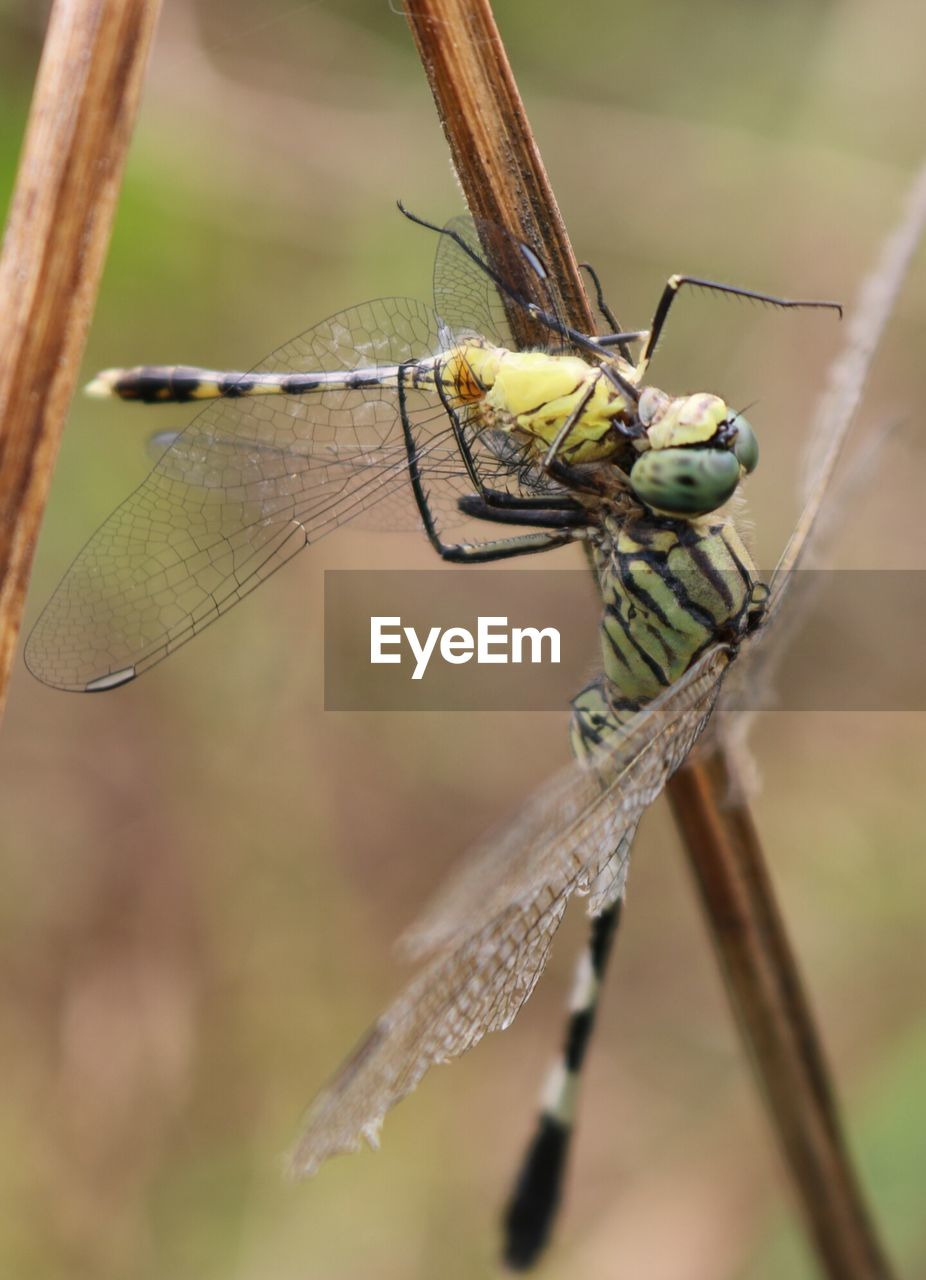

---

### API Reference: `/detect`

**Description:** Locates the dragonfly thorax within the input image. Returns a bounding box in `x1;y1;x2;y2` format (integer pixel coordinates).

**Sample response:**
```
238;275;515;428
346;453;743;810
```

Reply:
447;341;637;465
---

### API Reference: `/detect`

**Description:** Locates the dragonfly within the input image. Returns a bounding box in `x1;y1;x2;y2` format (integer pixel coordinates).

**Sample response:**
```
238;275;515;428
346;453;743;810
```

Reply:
28;194;911;1269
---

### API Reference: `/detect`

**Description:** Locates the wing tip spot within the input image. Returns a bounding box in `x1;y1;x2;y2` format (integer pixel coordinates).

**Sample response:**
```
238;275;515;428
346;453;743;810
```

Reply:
85;666;137;692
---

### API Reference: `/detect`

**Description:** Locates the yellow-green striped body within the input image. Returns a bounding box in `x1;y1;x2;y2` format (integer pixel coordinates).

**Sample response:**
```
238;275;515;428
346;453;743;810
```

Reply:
89;339;640;467
450;342;635;464
571;512;764;758
87;340;754;497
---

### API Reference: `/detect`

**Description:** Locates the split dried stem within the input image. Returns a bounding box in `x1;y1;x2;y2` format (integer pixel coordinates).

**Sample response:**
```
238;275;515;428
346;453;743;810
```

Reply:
0;0;162;720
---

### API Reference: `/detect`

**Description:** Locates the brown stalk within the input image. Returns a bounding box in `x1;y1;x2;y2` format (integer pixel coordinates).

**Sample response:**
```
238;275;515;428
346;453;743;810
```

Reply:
403;1;894;1276
0;0;162;721
668;749;893;1279
404;0;596;347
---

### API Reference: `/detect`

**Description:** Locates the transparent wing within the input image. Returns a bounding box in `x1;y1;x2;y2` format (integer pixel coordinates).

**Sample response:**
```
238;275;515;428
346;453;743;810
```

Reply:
140;418;559;535
770;162;926;612
720;161;926;716
431;214;583;504
27;206;585;692
25;297;543;693
433;213;569;351
290;644;731;1176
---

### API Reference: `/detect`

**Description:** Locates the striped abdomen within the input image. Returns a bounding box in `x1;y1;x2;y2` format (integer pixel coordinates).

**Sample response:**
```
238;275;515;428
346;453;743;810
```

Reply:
82;342;499;406
503;900;621;1270
85;358;441;404
508;514;762;1269
83;340;630;465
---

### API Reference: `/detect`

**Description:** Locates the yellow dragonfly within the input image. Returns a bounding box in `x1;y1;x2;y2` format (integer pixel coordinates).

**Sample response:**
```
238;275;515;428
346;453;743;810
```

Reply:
24;176;926;1267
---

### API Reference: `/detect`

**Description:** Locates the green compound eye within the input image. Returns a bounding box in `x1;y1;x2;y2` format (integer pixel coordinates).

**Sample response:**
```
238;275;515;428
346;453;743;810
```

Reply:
730;412;759;473
630;447;742;515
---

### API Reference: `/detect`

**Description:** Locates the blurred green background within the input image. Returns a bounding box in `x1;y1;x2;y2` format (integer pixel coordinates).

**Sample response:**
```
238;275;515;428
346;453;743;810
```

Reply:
2;1;925;1277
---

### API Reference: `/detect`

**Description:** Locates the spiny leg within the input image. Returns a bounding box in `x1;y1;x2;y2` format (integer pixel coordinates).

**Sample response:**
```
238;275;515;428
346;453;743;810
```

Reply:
455;491;586;527
539;379;616;494
503;901;623;1271
433;365;586;517
578;261;643;363
459;489;588;515
579;261;622;334
455;495;587;529
634;274;843;381
396;365;578;563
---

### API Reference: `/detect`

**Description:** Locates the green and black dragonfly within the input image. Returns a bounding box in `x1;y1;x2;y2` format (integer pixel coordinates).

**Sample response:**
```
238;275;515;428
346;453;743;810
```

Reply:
29;196;898;1268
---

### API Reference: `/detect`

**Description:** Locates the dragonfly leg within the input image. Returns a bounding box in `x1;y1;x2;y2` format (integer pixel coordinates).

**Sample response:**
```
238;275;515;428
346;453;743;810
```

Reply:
433;378;592;515
579;261;622;334
540;381;614;492
473;488;588;513
577;262;653;361
503;901;623;1270
456;495;587;529
578;261;644;364
635;275;843;381
398;365;578;563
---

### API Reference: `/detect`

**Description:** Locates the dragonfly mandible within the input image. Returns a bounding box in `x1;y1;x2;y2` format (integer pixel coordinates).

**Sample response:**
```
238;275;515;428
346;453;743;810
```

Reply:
26;206;847;1269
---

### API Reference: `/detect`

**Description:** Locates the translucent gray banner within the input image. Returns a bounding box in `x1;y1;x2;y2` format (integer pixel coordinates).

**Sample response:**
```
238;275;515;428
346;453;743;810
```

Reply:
323;569;926;712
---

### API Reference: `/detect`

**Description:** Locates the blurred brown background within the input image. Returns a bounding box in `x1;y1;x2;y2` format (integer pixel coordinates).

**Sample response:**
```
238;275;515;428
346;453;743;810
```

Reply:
1;1;925;1277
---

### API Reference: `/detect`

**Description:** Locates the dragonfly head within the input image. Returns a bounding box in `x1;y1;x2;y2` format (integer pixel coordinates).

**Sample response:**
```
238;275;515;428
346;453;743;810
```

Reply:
629;389;758;516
